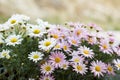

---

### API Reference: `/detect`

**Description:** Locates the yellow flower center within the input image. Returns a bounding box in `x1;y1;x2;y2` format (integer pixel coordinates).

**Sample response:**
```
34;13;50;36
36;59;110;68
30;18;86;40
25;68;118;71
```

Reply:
95;66;101;72
107;66;113;72
63;64;67;68
83;50;89;55
45;78;49;80
76;30;81;36
102;44;108;49
117;64;120;68
88;38;93;43
55;44;60;49
10;20;16;24
45;66;51;71
74;58;79;63
44;41;51;47
52;34;58;39
63;45;67;50
33;29;40;34
33;54;39;59
10;38;18;43
72;40;77;44
2;53;7;57
55;57;61;63
77;65;82;71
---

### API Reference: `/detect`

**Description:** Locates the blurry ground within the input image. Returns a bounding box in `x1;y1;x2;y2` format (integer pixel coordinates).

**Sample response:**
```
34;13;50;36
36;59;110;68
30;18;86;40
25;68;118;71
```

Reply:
0;0;120;30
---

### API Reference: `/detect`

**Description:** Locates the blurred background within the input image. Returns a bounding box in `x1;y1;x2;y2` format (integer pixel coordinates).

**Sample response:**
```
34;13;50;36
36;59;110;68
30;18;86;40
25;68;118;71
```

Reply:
0;0;120;30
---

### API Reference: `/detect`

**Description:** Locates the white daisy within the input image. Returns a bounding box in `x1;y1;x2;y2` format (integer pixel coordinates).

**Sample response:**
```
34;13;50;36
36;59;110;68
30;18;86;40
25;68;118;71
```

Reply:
79;46;94;58
6;14;30;27
40;62;54;75
113;59;120;70
73;63;87;75
5;34;23;46
0;49;10;59
27;25;45;37
0;24;10;31
39;38;56;51
28;51;44;63
40;75;55;80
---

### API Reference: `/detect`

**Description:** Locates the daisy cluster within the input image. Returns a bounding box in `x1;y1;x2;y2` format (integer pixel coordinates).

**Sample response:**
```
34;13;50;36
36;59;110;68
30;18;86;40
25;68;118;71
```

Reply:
0;14;120;80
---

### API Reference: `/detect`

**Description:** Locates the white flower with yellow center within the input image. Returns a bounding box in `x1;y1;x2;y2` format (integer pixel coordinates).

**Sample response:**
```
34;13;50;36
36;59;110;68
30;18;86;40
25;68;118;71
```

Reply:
73;63;87;75
40;62;54;75
79;46;94;58
5;35;23;46
113;59;120;70
28;51;44;63
39;38;56;51
7;14;30;27
0;50;10;59
27;25;45;37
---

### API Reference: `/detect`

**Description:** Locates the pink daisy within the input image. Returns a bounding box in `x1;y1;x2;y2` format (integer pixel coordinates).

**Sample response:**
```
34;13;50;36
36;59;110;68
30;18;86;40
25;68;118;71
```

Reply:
106;64;115;75
113;47;120;56
40;62;54;75
70;55;84;64
90;60;107;77
73;63;87;75
60;40;71;52
67;36;80;46
49;51;66;68
79;46;94;58
60;61;69;70
39;75;55;80
99;40;113;54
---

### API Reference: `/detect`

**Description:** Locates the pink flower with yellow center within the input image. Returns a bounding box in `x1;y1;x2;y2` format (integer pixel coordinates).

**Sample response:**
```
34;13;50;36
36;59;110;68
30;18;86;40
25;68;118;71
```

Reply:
106;64;115;75
99;40;113;54
49;51;66;68
40;75;55;80
68;36;80;46
79;46;94;58
90;60;107;77
70;55;84;64
40;62;54;75
73;63;87;75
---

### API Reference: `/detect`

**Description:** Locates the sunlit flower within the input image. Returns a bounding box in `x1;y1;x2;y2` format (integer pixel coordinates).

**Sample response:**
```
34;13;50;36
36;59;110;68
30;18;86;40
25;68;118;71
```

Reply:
28;51;44;63
73;63;87;75
0;49;10;59
5;34;23;46
49;51;66;68
90;60;107;77
40;62;54;75
39;38;56;51
79;46;94;58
